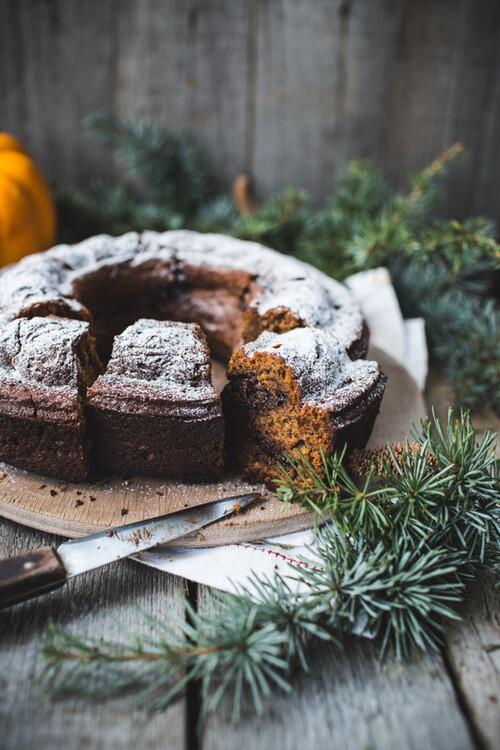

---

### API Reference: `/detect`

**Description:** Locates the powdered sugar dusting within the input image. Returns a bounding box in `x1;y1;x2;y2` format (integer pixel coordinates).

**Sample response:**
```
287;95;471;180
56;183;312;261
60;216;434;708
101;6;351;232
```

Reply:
241;328;381;406
0;317;91;389
103;319;211;387
161;230;364;347
0;230;370;408
0;253;87;325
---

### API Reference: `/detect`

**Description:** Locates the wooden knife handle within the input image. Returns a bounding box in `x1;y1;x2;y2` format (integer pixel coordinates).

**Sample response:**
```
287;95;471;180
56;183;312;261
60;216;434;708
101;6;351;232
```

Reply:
0;547;67;610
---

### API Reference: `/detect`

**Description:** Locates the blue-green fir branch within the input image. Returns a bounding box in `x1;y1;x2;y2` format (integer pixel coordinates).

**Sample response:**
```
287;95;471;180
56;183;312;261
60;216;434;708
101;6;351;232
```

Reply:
39;410;500;723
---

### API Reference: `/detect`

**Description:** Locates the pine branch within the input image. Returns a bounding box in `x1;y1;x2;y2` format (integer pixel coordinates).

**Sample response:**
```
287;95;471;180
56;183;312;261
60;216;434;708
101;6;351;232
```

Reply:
231;186;313;256
276;409;500;563
391;259;500;412
404;142;466;213
295;531;465;659
56;181;184;243
39;410;500;723
83;113;214;219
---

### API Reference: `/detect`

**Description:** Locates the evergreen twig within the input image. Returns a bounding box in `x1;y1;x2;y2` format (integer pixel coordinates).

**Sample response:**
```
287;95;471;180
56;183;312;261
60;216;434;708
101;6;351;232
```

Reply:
39;410;500;723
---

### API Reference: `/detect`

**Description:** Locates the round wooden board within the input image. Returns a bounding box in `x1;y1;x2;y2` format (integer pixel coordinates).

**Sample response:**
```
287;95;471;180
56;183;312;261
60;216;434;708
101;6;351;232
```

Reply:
0;347;425;547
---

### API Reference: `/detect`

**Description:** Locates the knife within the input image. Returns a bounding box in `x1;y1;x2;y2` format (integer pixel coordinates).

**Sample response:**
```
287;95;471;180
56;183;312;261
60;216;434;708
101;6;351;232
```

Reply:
0;492;259;610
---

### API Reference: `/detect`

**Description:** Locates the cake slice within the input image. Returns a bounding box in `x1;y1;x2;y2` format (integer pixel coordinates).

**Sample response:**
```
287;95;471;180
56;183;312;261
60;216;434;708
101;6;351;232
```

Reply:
86;319;224;479
0;317;103;481
222;328;387;486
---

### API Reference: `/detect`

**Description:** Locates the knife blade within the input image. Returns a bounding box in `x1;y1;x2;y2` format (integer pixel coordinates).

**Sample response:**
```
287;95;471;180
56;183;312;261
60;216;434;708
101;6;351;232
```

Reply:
0;492;260;609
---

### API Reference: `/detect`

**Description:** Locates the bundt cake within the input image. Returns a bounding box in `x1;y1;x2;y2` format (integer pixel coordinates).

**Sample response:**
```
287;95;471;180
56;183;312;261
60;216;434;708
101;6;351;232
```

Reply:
0;230;385;484
86;320;224;479
0;317;102;481
222;328;387;486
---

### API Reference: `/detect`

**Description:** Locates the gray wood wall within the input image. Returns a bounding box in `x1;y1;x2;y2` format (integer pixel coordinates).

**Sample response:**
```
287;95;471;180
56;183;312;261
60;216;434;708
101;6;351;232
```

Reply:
1;0;499;220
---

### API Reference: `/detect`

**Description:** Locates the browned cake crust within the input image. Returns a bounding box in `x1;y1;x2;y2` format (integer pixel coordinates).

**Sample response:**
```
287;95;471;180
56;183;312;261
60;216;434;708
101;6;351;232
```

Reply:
0;317;103;481
222;328;387;487
86;320;224;479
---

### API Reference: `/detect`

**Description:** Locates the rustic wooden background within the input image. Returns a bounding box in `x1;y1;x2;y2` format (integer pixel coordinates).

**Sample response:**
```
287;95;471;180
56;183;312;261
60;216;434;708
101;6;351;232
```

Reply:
1;0;499;220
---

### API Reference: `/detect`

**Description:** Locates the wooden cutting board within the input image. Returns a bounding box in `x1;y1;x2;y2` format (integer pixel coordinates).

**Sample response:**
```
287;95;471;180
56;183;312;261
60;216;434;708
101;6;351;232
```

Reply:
0;347;425;547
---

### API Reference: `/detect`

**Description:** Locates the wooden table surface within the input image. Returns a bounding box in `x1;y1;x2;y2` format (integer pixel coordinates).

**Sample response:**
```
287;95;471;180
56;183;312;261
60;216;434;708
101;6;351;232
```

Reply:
1;374;499;750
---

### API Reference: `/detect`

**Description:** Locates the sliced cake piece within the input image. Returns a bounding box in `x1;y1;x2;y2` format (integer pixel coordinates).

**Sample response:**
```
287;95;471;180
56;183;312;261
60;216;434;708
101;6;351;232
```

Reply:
0;317;103;481
86;319;224;479
222;328;387;487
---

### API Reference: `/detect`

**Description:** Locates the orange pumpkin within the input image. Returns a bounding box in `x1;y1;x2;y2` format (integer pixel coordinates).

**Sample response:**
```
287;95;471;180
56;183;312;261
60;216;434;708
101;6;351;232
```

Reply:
0;133;56;266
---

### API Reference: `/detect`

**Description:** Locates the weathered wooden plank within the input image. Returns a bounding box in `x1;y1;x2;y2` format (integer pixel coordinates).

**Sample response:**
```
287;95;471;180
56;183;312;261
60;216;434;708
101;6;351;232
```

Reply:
412;369;500;749
200;591;475;750
0;0;116;187
383;0;500;220
114;0;252;187
251;0;394;203
0;519;187;750
1;0;500;220
444;582;500;750
433;380;500;750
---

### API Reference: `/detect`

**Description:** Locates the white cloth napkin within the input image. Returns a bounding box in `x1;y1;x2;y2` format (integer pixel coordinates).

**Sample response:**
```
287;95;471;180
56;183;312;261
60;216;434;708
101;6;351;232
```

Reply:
134;268;428;592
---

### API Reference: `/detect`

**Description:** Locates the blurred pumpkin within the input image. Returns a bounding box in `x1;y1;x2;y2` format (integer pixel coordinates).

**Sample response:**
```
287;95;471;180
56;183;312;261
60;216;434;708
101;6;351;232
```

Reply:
0;133;56;266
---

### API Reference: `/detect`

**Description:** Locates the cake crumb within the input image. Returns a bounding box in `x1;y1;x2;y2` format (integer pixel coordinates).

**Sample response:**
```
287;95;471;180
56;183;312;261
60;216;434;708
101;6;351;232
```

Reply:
50;489;57;497
121;508;129;516
128;527;152;546
75;499;84;507
89;496;96;502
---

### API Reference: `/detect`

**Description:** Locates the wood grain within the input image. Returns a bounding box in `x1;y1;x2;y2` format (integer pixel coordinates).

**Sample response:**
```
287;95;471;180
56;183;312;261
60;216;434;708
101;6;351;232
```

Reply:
383;0;500;220
114;0;253;187
251;0;394;203
1;1;499;218
423;368;500;750
199;588;476;750
0;518;187;750
444;581;500;750
0;3;499;744
199;378;500;749
0;348;425;547
427;371;500;750
0;0;116;187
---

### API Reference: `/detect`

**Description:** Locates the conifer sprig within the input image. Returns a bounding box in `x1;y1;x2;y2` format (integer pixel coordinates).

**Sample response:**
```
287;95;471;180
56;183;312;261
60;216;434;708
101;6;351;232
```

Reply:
39;410;499;722
83;113;214;218
277;410;500;564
